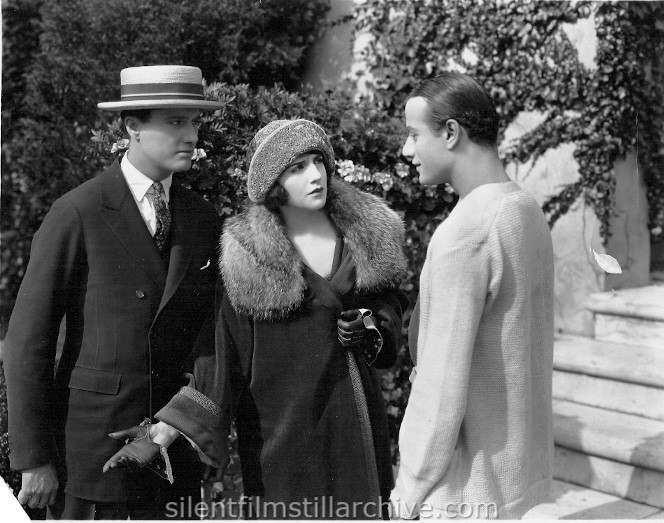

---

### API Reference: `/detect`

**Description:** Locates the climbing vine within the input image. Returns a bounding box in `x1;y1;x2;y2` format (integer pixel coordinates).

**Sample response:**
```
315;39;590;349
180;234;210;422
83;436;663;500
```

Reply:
353;0;664;241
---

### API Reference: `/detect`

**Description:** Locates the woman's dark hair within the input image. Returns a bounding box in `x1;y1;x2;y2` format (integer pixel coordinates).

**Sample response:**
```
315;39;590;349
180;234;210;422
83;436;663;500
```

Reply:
409;72;500;148
263;183;290;211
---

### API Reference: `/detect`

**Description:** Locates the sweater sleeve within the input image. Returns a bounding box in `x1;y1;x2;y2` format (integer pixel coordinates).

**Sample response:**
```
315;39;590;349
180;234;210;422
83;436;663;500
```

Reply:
155;283;252;469
390;228;490;518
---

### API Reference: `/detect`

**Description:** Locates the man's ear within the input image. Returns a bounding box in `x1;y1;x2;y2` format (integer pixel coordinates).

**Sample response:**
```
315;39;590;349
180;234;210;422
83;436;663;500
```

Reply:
124;116;140;141
445;119;461;149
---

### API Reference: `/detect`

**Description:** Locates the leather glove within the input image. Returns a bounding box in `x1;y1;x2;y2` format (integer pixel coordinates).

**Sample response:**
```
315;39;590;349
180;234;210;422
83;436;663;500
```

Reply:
103;420;173;483
338;308;384;365
337;309;369;348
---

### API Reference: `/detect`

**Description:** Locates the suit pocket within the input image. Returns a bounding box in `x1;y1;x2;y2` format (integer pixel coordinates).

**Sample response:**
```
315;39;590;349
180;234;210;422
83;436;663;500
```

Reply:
68;366;122;395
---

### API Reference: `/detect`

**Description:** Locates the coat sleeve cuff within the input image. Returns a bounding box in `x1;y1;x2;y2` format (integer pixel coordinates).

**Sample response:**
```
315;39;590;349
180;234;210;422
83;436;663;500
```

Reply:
155;386;228;469
8;436;57;472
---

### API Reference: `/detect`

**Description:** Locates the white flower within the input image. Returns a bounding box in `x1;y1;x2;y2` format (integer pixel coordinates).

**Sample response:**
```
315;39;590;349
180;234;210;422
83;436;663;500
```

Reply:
191;148;207;161
373;171;394;191
110;139;129;154
424;186;438;198
336;159;356;180
394;162;410;178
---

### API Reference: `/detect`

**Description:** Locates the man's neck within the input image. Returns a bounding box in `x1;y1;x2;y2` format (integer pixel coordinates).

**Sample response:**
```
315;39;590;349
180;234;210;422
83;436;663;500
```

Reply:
125;150;170;183
451;145;509;199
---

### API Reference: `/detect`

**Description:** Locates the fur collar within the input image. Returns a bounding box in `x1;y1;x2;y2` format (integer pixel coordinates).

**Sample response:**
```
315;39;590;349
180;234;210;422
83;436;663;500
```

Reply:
220;177;407;320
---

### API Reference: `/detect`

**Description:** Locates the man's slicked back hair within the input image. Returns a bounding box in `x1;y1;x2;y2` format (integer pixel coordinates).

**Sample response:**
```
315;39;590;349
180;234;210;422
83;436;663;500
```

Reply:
409;72;500;148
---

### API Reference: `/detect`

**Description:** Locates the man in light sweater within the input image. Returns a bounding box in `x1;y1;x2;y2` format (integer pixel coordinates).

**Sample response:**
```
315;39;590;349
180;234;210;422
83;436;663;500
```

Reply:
391;72;554;519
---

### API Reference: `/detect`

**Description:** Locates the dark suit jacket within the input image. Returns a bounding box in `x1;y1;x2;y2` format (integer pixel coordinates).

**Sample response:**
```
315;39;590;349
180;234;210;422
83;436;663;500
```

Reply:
3;160;220;502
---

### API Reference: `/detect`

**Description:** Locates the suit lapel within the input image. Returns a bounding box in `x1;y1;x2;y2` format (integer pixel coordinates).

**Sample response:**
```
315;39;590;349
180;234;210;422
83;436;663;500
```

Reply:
98;160;168;286
157;184;195;314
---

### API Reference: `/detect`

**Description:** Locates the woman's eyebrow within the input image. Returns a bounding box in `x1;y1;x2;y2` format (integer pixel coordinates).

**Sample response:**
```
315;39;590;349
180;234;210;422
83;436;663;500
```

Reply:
285;158;306;169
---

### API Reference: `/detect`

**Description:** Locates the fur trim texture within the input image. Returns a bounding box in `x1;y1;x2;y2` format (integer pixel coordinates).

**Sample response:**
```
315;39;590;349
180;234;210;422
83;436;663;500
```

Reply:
220;177;407;320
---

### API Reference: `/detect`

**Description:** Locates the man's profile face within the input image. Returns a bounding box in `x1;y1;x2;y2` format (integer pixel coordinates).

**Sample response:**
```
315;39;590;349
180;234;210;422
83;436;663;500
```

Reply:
402;97;450;186
126;108;202;181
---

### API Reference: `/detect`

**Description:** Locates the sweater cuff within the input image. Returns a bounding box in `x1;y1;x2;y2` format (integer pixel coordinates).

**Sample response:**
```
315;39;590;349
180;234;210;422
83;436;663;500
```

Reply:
389;488;421;519
155;386;228;469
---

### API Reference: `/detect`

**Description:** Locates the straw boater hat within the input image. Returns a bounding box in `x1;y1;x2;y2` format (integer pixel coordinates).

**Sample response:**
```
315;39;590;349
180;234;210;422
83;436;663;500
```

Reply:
97;65;223;111
246;119;335;202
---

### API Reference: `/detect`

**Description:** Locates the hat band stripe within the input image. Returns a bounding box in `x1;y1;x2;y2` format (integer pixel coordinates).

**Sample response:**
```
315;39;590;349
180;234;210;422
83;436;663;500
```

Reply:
121;82;204;99
121;93;205;100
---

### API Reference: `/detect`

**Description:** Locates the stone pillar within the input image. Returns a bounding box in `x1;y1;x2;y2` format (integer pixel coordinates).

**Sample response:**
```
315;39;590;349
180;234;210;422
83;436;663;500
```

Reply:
498;6;652;335
606;153;651;291
501;118;650;336
303;0;355;89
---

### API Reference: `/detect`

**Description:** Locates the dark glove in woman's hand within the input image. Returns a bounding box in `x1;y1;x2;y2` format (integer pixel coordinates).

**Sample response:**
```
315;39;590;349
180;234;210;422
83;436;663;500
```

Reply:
337;309;368;348
102;425;160;473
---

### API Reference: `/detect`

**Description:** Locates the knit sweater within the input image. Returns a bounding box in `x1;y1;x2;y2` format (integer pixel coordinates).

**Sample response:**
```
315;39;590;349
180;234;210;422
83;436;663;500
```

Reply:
391;181;554;519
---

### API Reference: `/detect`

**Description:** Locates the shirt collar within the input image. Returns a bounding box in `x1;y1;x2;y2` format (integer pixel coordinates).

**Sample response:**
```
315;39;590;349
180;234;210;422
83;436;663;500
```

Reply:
120;154;172;203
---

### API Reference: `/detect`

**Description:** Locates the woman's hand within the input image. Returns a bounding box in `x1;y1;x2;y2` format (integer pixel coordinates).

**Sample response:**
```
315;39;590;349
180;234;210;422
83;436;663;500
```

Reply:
337;309;369;348
103;421;179;483
338;308;384;364
102;425;160;472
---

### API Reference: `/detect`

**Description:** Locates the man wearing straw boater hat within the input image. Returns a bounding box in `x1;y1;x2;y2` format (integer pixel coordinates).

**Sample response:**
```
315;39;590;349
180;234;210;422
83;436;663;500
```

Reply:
4;65;223;519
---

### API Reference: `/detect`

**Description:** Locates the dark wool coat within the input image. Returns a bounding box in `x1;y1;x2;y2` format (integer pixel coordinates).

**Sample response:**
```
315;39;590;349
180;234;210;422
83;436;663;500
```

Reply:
157;177;409;519
3;160;219;502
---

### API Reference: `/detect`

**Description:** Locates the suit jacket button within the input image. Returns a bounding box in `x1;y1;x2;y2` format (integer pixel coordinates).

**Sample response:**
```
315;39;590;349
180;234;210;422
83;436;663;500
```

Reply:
136;290;146;299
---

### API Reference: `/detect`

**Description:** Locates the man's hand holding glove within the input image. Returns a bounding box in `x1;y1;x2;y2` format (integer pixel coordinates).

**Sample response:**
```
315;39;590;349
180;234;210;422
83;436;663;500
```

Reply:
102;419;179;483
337;308;383;365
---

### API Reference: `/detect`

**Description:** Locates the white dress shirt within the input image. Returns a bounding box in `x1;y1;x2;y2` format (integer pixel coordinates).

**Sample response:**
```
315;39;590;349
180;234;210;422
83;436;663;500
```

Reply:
120;154;172;236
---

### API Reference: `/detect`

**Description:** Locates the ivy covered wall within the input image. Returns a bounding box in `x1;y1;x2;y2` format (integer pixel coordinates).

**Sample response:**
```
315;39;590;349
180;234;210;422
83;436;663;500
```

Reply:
351;0;664;243
343;0;663;334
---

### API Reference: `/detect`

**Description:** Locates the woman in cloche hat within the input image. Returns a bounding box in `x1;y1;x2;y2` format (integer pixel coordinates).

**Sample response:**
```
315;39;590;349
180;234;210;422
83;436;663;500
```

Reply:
105;119;409;519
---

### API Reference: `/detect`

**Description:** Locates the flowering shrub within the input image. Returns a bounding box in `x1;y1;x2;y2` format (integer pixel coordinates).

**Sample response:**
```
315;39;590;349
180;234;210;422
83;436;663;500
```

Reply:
1;0;329;325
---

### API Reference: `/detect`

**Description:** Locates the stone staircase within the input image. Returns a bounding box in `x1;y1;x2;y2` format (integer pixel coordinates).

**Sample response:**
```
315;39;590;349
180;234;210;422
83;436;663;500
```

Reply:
526;284;664;519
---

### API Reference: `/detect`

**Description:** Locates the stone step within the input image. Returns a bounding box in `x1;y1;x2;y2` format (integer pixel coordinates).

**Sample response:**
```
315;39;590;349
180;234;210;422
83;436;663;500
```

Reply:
523;479;663;519
552;400;664;472
587;286;664;350
553;335;664;388
553;370;664;421
554;446;664;509
594;314;664;350
586;285;664;322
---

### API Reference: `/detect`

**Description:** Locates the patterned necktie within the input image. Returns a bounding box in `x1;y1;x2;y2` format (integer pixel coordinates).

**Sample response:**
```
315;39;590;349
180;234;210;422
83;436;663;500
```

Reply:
151;181;171;251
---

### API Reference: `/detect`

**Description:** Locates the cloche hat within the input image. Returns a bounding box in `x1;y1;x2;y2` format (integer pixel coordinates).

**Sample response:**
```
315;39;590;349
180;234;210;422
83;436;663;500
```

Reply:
246;119;335;203
98;65;223;111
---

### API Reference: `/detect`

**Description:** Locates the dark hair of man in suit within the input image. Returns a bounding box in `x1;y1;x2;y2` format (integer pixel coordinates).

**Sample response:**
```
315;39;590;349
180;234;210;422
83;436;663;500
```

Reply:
120;109;152;123
120;109;151;135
